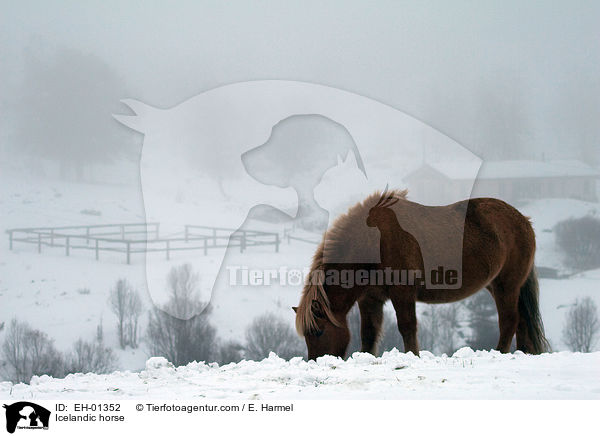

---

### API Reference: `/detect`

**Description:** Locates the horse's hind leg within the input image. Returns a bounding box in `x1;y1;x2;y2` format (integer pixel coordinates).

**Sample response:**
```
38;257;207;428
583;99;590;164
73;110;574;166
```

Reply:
357;292;385;355
516;316;534;352
489;281;520;353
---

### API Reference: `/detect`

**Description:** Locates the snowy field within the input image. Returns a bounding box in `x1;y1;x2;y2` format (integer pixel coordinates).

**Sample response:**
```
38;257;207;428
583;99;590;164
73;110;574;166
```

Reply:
1;161;600;399
2;349;599;400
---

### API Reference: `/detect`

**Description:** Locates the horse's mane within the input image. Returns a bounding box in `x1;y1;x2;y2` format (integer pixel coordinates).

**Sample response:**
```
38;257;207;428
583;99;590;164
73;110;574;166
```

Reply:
295;189;408;336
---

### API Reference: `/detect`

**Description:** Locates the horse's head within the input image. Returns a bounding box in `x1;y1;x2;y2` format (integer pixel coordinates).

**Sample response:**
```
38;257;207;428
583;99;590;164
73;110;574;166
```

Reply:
366;186;400;228
294;300;350;361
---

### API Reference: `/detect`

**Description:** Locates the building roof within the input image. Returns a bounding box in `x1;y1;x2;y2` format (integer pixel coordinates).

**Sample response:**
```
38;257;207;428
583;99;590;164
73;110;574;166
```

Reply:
413;160;600;181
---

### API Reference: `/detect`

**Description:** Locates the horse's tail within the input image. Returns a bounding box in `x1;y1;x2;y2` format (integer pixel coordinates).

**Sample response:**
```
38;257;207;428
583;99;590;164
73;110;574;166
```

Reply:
518;267;550;354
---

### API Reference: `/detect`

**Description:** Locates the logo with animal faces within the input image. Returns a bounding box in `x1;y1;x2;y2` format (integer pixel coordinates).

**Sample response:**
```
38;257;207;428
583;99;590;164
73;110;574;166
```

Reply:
3;402;50;434
114;80;481;320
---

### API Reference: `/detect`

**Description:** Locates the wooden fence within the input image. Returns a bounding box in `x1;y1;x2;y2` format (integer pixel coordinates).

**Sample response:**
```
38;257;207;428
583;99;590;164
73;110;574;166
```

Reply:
283;227;320;245
6;223;279;264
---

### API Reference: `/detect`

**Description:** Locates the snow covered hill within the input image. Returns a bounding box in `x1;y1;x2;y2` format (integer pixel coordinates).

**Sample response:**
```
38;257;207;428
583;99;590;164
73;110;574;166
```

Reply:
2;349;599;400
1;162;600;377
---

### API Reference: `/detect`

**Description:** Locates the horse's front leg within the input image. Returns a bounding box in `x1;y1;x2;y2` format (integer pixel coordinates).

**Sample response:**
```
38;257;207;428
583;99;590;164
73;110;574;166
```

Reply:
390;287;419;355
358;292;385;355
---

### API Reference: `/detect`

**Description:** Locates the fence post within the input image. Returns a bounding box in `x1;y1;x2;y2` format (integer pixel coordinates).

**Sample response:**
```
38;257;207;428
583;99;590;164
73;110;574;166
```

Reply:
65;236;70;256
86;227;90;245
166;240;170;260
126;242;130;264
204;237;208;255
8;230;13;250
38;233;41;253
95;239;99;261
120;225;125;240
275;233;279;253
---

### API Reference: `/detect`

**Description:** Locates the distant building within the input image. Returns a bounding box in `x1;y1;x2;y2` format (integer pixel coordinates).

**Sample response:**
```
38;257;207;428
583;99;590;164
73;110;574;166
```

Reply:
404;160;600;205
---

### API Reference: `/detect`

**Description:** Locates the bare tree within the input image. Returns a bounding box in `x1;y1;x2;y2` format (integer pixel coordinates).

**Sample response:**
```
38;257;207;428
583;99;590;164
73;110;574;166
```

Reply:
125;290;143;348
245;313;305;361
109;279;143;349
562;297;599;352
437;305;464;355
378;311;403;354
147;308;217;366
465;291;499;351
146;264;217;366
1;319;120;382
376;305;464;356
217;340;245;365
339;305;405;357
1;319;64;383
109;279;128;348
418;305;440;353
96;319;104;342
162;263;205;320
65;338;118;375
15;48;134;181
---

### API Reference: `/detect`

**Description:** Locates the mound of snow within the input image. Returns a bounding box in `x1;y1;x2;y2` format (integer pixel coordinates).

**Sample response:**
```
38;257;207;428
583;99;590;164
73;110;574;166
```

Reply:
145;356;172;370
2;350;599;400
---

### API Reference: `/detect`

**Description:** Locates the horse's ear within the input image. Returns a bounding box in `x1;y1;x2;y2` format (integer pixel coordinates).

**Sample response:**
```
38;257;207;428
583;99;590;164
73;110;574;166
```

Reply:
311;300;325;318
292;306;298;313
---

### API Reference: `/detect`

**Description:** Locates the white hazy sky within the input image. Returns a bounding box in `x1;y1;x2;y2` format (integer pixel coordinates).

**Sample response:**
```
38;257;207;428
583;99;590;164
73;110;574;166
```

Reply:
1;1;599;159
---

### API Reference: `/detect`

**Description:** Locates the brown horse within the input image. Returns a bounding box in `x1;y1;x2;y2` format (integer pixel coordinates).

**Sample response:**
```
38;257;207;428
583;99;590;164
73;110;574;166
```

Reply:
294;188;549;360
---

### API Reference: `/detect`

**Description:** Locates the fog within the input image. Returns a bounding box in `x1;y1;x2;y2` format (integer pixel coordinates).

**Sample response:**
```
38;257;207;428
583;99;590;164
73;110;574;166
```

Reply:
1;2;600;377
1;1;599;167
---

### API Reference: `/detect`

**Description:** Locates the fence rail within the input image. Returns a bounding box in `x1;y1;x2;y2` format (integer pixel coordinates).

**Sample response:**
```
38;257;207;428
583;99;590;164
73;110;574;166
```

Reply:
6;223;279;264
283;228;321;245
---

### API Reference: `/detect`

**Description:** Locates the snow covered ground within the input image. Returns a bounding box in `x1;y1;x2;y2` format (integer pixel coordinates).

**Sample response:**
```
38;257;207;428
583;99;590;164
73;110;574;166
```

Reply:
1;161;600;380
2;349;599;400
